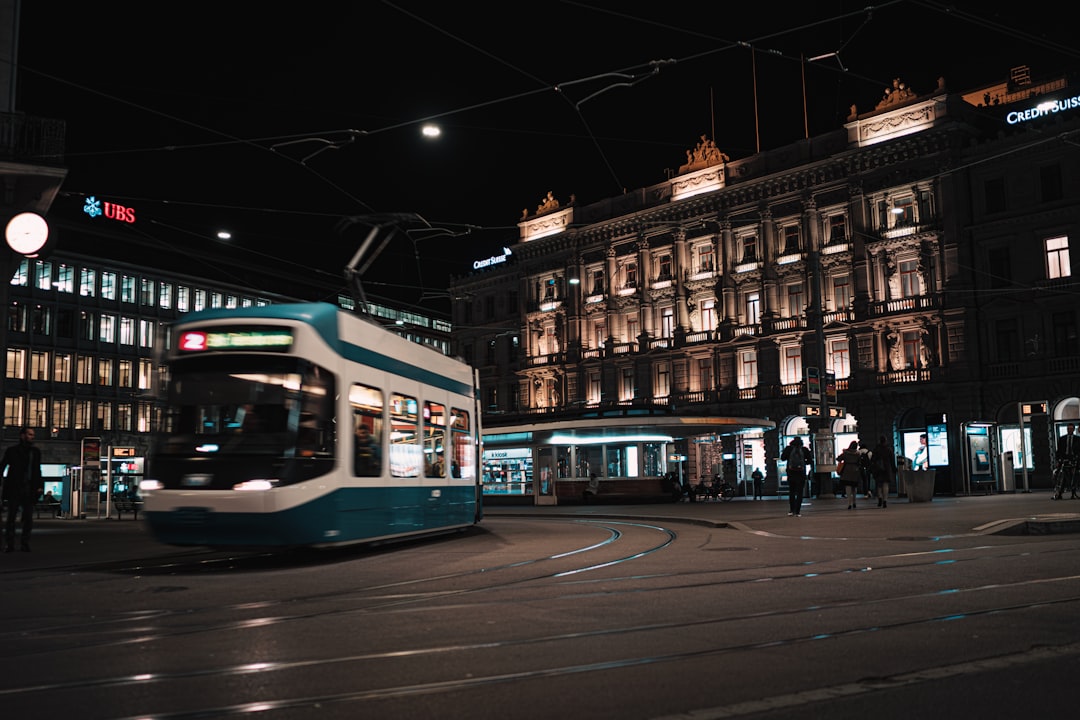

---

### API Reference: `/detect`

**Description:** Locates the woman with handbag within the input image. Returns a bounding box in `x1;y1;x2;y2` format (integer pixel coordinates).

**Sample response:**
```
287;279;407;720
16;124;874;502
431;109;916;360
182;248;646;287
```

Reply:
837;440;863;510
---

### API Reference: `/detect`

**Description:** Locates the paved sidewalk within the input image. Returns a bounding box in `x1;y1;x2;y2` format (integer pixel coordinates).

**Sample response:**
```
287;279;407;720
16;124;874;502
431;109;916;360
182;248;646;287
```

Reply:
484;490;1080;539
4;491;1078;573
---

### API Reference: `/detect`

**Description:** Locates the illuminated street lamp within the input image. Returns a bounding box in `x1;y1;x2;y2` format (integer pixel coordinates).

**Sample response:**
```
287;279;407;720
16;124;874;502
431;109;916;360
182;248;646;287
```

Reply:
5;211;50;257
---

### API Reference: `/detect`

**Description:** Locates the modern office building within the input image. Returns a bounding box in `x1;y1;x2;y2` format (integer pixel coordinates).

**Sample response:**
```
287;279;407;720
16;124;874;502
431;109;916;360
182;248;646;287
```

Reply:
451;66;1080;503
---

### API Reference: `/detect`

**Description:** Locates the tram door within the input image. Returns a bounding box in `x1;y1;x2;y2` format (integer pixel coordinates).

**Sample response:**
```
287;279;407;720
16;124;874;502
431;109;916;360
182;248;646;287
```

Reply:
535;447;557;505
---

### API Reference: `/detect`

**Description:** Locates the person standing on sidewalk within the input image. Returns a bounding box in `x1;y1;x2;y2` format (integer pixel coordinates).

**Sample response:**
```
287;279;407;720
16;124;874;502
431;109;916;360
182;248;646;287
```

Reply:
870;435;897;508
1;427;45;552
780;437;811;517
751;467;764;500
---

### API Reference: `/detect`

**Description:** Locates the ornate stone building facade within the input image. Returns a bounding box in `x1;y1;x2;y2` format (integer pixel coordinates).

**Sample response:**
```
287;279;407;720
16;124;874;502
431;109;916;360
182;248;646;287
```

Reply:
451;67;1080;498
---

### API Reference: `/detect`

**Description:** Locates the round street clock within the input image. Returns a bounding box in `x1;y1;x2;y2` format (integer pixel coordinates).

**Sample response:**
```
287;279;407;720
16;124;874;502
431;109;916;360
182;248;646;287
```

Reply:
5;212;50;257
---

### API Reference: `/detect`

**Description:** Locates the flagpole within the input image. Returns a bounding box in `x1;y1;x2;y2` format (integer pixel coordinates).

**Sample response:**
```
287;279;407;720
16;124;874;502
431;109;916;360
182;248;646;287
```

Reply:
751;47;760;153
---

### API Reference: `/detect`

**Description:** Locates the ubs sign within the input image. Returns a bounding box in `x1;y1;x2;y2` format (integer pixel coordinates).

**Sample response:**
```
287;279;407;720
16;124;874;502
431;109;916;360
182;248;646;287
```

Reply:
82;195;136;224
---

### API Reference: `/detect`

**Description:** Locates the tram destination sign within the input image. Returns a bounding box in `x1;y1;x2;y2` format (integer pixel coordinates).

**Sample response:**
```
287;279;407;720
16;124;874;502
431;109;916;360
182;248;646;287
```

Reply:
178;327;295;353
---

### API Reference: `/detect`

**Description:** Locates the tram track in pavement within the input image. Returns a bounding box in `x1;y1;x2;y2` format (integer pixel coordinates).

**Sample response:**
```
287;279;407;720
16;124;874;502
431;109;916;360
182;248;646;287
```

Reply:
4;515;1080;719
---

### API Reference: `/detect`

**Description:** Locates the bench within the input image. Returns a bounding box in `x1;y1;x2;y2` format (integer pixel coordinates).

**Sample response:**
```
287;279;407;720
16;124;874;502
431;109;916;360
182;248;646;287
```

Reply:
34;502;61;519
113;499;144;520
557;477;681;504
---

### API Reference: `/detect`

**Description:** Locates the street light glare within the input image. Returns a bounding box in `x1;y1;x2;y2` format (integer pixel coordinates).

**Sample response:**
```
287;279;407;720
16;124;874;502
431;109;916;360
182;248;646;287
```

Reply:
217;230;232;240
421;124;441;139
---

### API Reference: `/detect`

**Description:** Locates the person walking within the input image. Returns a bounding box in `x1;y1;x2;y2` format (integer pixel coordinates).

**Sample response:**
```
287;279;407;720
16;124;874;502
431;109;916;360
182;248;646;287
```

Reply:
780;437;811;517
751;467;764;500
858;440;873;499
870;435;897;508
1;426;45;552
838;440;863;510
1053;423;1078;500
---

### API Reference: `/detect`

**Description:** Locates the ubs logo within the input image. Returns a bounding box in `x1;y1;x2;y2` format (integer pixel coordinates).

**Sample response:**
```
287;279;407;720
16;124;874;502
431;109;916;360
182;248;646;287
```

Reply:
83;196;137;224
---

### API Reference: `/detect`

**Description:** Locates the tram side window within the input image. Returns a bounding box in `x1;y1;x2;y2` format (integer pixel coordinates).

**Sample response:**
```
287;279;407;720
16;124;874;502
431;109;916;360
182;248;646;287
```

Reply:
425;401;447;477
450;408;473;479
350;383;383;477
390;393;420;478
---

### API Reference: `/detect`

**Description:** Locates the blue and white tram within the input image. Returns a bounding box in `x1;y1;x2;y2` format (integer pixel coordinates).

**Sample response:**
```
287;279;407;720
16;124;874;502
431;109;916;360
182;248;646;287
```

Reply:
141;302;483;548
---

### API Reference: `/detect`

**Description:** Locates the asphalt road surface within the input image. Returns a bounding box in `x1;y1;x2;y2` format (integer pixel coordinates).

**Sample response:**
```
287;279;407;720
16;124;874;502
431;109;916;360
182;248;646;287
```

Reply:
2;493;1079;720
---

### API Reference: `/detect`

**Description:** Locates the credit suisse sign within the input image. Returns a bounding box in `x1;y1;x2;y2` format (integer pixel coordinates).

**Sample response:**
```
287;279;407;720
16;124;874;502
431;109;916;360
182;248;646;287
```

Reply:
1006;93;1080;125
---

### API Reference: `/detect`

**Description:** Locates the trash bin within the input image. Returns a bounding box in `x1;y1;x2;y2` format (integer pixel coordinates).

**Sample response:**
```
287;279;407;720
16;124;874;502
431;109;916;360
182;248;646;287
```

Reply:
902;468;935;502
1000;451;1015;493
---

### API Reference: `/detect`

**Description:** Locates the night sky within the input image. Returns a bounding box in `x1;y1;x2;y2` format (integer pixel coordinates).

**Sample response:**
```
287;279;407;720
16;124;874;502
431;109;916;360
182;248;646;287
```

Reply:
13;1;1079;314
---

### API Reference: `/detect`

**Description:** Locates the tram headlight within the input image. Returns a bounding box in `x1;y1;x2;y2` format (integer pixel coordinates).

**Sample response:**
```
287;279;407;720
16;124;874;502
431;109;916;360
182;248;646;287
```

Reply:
233;479;277;492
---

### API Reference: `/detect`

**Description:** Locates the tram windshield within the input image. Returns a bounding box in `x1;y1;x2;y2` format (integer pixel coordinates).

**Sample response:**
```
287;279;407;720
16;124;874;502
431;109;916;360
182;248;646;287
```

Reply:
153;355;336;470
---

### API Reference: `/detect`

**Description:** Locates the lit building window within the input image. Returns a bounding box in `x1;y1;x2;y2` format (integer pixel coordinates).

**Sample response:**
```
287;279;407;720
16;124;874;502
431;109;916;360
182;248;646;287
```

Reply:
1046;236;1072;279
118;360;133;387
121;275;136;303
620;367;635;401
56;265;74;293
787;283;805;317
661;307;674;338
697;244;714;272
782;225;800;254
656;254;672;281
97;358;113;386
701;299;716;331
12;259;28;287
697;358;713;391
738;350;758;389
746;292;761;325
35;261;52;290
52;399;70;429
159;282;173;309
76;356;92;384
138;403;152;433
119;316;135;345
97;401;113;431
99;314;116;343
899;260;919;298
4;396;24;426
140;278;154;305
53;354;71;383
828;338;850;378
828;214;847;244
28;397;47;427
741;235;757;262
101;272;116;300
781;344;802;385
30;351;49;380
832;275;851;310
79;268;96;297
6;348;26;379
893;196;915;225
74;400;92;429
139;319;155;348
588;372;601;404
656;363;671;397
138;359;154;390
